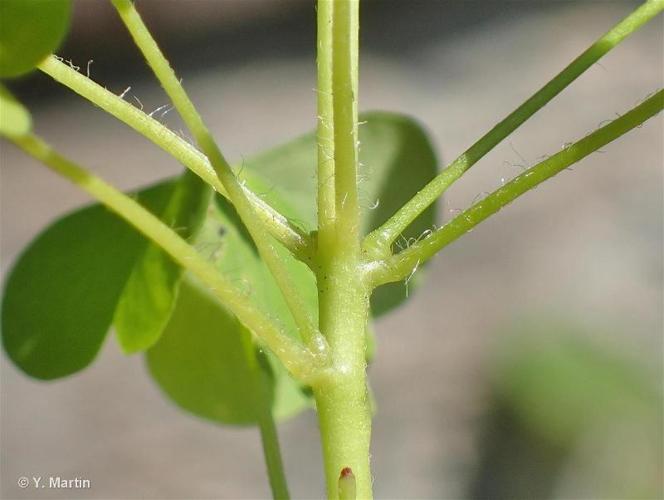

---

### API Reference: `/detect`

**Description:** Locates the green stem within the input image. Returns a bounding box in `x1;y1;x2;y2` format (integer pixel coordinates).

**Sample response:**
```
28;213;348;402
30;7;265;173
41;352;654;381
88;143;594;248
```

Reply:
110;0;326;354
317;0;336;252
362;0;664;255
257;398;290;500
368;89;664;287
313;274;370;500
313;2;372;499
11;133;321;383
37;56;311;262
331;0;360;251
253;350;291;500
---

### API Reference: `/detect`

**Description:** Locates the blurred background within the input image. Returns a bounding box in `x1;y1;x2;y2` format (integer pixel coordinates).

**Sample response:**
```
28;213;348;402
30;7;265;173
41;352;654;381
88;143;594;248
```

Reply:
1;1;662;498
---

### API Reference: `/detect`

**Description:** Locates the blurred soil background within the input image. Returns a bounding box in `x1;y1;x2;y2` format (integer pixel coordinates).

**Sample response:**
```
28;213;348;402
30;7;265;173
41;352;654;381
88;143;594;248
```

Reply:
1;1;662;498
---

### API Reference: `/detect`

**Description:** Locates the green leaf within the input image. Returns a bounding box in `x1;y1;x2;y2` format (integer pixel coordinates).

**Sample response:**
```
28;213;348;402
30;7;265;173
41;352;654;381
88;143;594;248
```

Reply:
0;84;31;137
2;169;311;423
146;193;314;425
0;0;72;78
146;277;270;424
243;111;438;316
209;193;318;341
210;193;316;420
1;166;309;423
1;182;174;379
147;277;309;425
113;171;211;353
2;168;211;378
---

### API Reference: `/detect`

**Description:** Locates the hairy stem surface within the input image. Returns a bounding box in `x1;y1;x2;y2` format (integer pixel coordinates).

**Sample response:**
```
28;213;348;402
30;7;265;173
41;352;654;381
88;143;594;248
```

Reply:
313;1;372;499
363;0;664;254
37;56;311;261
369;89;664;286
317;0;336;251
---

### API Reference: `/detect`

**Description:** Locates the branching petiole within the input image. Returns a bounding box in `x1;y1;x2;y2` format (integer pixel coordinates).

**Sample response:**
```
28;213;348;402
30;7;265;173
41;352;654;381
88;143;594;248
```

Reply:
366;89;664;288
362;0;664;255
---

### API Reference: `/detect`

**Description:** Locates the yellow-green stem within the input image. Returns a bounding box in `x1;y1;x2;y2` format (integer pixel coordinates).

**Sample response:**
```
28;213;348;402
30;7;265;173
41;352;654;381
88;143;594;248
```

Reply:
313;1;372;499
317;0;336;251
252;349;291;500
313;272;371;499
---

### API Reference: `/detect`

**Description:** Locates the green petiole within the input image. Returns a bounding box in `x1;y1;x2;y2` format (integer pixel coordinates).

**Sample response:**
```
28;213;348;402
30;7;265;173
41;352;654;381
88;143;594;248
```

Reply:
363;0;664;256
367;89;664;287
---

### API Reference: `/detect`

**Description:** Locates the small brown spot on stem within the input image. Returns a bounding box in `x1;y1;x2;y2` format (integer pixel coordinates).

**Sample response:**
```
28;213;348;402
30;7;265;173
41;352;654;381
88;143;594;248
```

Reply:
338;467;356;500
340;467;353;479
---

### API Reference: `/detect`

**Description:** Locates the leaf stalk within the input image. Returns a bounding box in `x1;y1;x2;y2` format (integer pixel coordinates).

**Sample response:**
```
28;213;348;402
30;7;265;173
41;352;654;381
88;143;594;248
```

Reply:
362;0;664;254
368;89;664;287
110;0;326;354
37;56;312;262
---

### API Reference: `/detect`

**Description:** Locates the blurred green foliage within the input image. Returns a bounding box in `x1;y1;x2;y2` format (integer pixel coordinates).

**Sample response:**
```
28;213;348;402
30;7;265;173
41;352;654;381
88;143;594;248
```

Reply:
470;319;662;499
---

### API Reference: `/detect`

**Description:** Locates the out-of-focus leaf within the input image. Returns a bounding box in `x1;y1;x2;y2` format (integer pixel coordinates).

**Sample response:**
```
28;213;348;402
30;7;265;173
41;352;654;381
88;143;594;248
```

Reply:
0;85;31;137
495;321;662;445
472;320;663;500
114;171;211;353
0;0;72;77
365;322;376;363
244;111;438;316
357;113;439;316
1;183;173;379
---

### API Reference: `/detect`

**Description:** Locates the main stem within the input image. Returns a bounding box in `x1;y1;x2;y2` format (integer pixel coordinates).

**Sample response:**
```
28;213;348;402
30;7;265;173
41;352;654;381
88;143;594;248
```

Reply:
314;268;370;500
313;1;372;498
